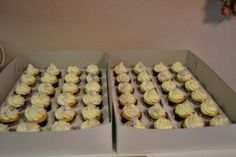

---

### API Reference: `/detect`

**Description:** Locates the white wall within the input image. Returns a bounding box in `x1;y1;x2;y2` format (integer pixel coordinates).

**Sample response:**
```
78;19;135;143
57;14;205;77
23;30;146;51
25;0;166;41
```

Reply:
0;0;236;91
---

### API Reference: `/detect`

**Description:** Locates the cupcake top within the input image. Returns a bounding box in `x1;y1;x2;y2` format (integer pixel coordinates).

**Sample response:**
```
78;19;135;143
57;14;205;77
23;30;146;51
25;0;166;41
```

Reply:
176;69;193;82
185;79;200;92
30;93;51;108
16;122;40;132
62;83;79;94
148;103;166;119
157;70;173;83
64;73;80;84
161;80;176;93
86;74;100;82
26;64;40;76
25;106;47;123
82;105;102;120
7;95;25;108
118;82;134;94
125;118;146;129
119;93;136;106
122;104;141;120
55;106;76;122
210;115;230;126
21;74;36;86
154;62;168;73
154;118;174;129
38;83;55;96
116;73;131;83
168;88;186;104
15;83;31;96
143;89;160;105
80;119;100;129
140;80;155;93
175;102;194;118
57;93;77;107
171;61;185;73
0;106;19;123
41;72;58;85
200;99;218;117
82;91;102;106
191;89;208;103
183;114;204;128
67;65;82;76
52;121;72;131
133;62;147;74
0;123;9;132
86;64;100;75
137;71;151;83
114;62;128;75
85;81;101;93
47;63;60;76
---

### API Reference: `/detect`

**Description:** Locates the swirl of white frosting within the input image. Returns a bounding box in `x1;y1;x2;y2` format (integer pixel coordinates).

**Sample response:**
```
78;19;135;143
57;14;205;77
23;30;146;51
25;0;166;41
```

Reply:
183;114;204;128
125;118;146;129
41;73;58;85
57;93;77;107
157;70;173;83
200;99;218;117
116;73;131;83
38;83;55;96
82;91;102;105
177;69;192;82
133;62;146;74
25;106;47;123
64;73;80;84
175;102;194;118
114;62;128;75
21;74;36;85
122;104;141;120
191;89;208;103
154;62;168;73
171;61;185;73
62;83;79;94
52;121;72;131
119;93;136;106
55;106;75;122
85;81;101;93
210;115;230;126
118;82;133;94
0;123;9;132
80;119;100;129
185;79;200;92
154;118;174;129
82;105;102;120
0;106;19;123
148;103;166;119
168;88;186;103
47;63;60;76
143;89;160;105
86;64;100;75
7;95;25;108
140;81;155;93
161;80;176;93
31;93;51;108
16;122;40;132
137;71;151;83
86;74;100;82
26;64;40;76
67;65;82;75
15;83;31;96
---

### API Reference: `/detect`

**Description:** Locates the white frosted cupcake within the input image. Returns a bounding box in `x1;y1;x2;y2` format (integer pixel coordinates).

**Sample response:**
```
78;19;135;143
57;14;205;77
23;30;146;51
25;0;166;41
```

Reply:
176;69;192;83
0;123;9;132
80;119;100;129
157;70;173;83
30;93;51;109
161;80;176;93
168;88;186;104
25;106;48;124
140;81;155;93
114;62;128;75
41;72;58;86
85;81;101;93
21;74;36;86
210;115;230;127
38;83;55;96
191;89;208;103
171;61;185;73
57;93;77;107
154;118;174;129
119;93;136;106
47;63;60;76
15;83;31;96
185;79;200;92
183;114;204;128
121;104;141;121
55;106;76;122
86;74;100;82
148;103;166;120
86;64;100;75
67;65;82;76
200;99;218;117
116;73;131;83
143;89;161;105
82;105;102;121
133;62;147;75
82;91;102;106
118;82;134;94
125;118;146;129
26;64;40;76
64;73;80;84
52;121;72;131
175;102;195;119
16;122;40;132
137;71;151;83
153;62;168;73
0;106;20;123
7;95;25;108
62;83;79;95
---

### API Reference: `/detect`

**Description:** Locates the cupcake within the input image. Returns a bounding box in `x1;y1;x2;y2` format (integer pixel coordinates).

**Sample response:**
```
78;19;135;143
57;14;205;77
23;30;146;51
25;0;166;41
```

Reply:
85;81;101;93
86;64;100;75
116;73;131;84
137;71;151;83
15;83;31;96
64;73;80;84
7;95;25;108
117;82;134;94
191;89;208;103
86;74;100;82
82;105;102;121
153;62;168;74
119;93;136;106
200;99;218;117
210;115;230;127
121;104;141;121
114;62;128;75
52;121;72;131
0;106;20;123
133;62;147;75
148;103;166;120
16;122;40;132
30;93;51;109
26;64;40;76
125;118;146;129
175;102;195;119
0;123;9;132
38;83;55;96
140;81;155;93
143;89;161;106
183;114;204;128
57;93;77;107
67;65;82;76
62;83;79;95
176;69;192;83
185;79;200;92
21;74;36;86
82;91;102;106
154;118;174;129
161;80;176;93
41;72;58;86
55;106;76;122
157;70;173;83
168;88;186;104
80;119;100;129
171;61;185;73
25;106;48;124
47;63;60;76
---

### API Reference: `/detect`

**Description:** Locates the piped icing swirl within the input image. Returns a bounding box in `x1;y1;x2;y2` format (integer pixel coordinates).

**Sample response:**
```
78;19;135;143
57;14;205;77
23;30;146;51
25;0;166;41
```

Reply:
67;65;82;75
148;103;166;119
86;64;100;75
0;106;19;123
52;121;72;131
86;74;100;82
168;88;186;104
82;105;102;120
16;122;40;132
183;114;204;128
38;83;55;96
55;106;75;122
80;119;100;129
31;93;51;108
133;62;146;74
82;91;102;105
114;62;128;75
122;104;141;120
154;118;174;129
116;73;131;83
7;95;25;108
64;73;80;84
62;83;79;94
140;81;155;93
176;69;193;82
41;73;58;85
161;80;176;93
137;71;151;83
154;62;168;73
210;115;230;126
175;101;194;118
157;70;173;83
85;81;101;93
171;61;185;73
25;106;47;123
26;64;39;76
119;93;136;106
200;99;218;117
15;83;31;96
185;79;200;92
47;63;60;76
191;88;208;103
57;93;77;107
118;82;133;94
143;89;160;105
21;74;36;85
